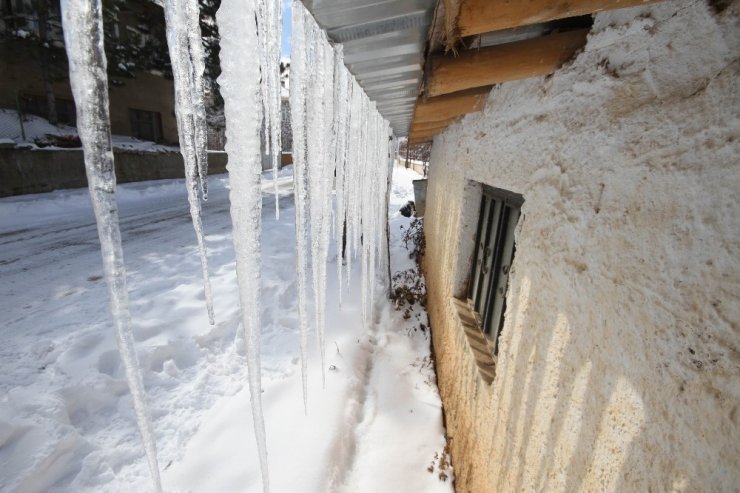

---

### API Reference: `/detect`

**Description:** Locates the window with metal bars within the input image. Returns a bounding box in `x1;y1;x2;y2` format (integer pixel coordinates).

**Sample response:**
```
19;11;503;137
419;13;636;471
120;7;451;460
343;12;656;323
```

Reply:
467;185;523;356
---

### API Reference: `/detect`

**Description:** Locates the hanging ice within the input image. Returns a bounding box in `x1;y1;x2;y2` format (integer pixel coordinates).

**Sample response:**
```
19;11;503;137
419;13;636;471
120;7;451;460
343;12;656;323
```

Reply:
303;14;338;388
258;0;283;219
290;0;396;406
333;47;350;306
164;0;215;325
290;0;311;413
217;0;270;491
184;0;210;201
59;0;162;491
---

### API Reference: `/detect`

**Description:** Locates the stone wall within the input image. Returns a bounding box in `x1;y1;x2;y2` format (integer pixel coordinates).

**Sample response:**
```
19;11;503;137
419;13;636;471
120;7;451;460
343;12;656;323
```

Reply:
0;149;227;196
423;2;739;492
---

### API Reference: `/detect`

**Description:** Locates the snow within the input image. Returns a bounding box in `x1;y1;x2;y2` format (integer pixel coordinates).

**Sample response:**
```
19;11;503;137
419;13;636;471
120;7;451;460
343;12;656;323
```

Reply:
0;165;453;492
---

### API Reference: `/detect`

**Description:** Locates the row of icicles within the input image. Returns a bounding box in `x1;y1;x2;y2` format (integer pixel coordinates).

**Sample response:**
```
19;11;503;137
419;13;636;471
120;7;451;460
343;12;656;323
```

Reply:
59;0;395;491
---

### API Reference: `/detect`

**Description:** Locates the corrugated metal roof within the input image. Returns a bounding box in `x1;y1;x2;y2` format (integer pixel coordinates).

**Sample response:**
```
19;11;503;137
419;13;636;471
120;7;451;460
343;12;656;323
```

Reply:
301;0;436;136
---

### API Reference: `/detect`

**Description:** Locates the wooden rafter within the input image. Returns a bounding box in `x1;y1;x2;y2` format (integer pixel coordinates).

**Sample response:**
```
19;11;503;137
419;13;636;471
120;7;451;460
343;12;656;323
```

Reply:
457;0;662;38
427;28;589;97
411;117;460;133
413;86;492;123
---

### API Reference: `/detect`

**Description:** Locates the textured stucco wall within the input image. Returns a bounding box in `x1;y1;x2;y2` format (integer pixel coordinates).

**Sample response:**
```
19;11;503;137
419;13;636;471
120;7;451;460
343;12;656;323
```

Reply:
423;2;739;492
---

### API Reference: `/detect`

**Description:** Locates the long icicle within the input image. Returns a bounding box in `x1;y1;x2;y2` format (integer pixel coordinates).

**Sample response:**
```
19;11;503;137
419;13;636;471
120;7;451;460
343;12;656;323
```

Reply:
217;0;270;490
60;0;162;490
290;0;310;413
333;48;349;306
305;15;327;387
269;0;283;219
257;0;283;219
164;0;215;325
184;0;209;201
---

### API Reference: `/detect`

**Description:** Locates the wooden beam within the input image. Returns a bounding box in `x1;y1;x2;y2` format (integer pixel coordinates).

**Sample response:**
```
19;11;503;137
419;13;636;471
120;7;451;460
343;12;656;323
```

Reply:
413;86;492;124
428;28;588;97
408;136;433;146
410;126;444;138
457;0;662;37
411;118;459;133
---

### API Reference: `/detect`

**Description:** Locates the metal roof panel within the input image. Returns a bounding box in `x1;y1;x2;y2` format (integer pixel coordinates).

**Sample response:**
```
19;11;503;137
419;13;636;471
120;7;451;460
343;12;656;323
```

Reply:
301;0;435;136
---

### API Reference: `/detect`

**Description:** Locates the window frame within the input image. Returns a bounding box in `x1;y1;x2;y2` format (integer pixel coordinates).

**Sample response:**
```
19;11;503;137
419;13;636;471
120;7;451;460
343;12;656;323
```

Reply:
467;184;523;356
129;108;163;143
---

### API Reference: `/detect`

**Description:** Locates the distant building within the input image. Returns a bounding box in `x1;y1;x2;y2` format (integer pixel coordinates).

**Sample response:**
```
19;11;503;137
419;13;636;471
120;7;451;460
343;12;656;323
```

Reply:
0;0;178;144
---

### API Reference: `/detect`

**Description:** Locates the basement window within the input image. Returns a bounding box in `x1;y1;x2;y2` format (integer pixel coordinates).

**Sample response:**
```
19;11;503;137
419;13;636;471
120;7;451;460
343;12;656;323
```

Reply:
129;108;163;143
467;185;523;356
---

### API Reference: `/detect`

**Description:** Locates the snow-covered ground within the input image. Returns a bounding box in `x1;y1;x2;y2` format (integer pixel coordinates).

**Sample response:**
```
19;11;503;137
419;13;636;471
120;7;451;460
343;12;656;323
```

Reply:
0;165;453;492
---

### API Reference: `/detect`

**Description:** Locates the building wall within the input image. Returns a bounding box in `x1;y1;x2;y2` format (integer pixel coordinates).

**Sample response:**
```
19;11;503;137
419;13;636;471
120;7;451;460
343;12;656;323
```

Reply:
422;2;739;492
0;41;178;144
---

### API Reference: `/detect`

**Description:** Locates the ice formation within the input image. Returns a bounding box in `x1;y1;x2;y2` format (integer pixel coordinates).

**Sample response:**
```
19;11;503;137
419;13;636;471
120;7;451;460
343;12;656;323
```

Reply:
291;0;394;397
257;0;283;219
216;0;271;490
333;47;350;306
59;0;162;491
163;0;215;325
290;1;310;412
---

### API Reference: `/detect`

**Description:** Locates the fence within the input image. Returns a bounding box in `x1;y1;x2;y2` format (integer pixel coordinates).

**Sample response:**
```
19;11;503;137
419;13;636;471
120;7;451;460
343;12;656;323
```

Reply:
398;158;428;177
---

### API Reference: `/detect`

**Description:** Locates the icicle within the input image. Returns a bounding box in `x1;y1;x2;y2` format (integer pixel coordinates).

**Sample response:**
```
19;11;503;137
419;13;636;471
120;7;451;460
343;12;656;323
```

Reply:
216;0;270;491
258;0;283;219
290;0;310;414
315;38;337;387
59;1;162;491
333;51;350;306
290;1;399;397
344;81;363;291
184;0;209;201
164;0;215;326
304;15;332;388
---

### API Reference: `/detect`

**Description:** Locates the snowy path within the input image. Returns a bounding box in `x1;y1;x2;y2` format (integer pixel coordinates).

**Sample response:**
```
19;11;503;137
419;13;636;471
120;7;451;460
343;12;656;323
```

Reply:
0;167;452;492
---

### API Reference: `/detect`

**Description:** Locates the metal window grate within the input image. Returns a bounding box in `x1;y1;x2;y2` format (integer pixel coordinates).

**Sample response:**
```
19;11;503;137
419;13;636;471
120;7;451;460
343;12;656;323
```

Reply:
467;185;523;355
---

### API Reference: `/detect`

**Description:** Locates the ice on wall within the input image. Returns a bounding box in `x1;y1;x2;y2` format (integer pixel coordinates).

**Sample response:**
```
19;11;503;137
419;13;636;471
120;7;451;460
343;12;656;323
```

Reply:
216;0;271;491
163;0;215;325
59;0;162;491
290;0;394;400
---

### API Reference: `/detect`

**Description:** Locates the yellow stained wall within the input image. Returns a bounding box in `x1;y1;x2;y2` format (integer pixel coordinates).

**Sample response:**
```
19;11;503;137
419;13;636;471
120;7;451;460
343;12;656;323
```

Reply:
423;1;739;492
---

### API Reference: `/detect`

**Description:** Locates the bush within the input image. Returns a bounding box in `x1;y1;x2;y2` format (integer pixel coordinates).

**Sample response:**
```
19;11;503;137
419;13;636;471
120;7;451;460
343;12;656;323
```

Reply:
391;218;426;318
